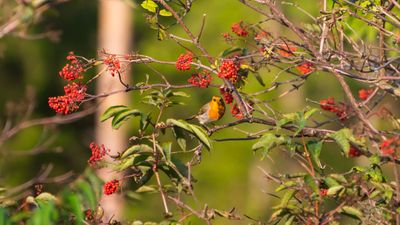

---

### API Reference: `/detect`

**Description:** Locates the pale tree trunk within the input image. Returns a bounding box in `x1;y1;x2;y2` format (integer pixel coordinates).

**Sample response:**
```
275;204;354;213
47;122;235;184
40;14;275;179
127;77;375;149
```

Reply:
96;0;132;221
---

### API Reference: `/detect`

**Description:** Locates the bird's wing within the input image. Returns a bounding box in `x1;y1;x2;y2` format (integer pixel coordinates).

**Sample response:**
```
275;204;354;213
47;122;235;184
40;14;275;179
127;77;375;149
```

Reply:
197;103;210;116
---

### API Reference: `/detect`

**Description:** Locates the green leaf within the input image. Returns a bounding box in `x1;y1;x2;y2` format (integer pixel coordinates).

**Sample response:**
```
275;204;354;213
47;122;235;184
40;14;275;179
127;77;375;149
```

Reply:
100;105;128;122
252;133;285;159
115;153;153;171
63;192;83;225
304;174;318;193
172;127;186;151
157;28;167;41
341;206;363;220
253;72;265;87
328;128;365;155
111;109;142;129
327;185;344;196
141;0;158;13
328;128;351;155
275;181;297;192
0;208;11;225
76;181;96;209
167;119;212;150
285;215;295;225
279;189;297;207
35;193;58;203
120;144;153;159
159;9;172;16
329;174;347;184
306;140;323;168
324;177;340;188
162;142;172;162
189;124;212;150
220;47;243;58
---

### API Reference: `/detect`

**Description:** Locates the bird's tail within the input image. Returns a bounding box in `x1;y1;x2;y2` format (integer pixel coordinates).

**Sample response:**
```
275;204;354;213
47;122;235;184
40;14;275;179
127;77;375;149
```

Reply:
185;115;196;121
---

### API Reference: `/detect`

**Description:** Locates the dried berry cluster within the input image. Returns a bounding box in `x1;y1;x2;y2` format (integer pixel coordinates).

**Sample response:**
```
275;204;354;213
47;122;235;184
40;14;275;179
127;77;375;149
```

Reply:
319;97;349;121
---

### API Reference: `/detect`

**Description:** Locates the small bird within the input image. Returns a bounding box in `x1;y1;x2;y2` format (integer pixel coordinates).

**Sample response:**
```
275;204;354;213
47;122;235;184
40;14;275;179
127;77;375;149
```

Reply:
187;96;225;124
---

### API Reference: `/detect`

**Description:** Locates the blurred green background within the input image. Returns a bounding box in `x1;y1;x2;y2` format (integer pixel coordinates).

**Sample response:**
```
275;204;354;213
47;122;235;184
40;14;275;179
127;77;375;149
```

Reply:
1;0;398;224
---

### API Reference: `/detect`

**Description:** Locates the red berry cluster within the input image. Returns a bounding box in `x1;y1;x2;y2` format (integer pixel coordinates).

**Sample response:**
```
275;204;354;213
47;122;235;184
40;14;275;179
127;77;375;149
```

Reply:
254;31;269;42
88;142;107;166
176;52;193;71
59;52;84;81
219;87;233;104
103;179;120;195
319;188;328;197
230;103;244;119
222;33;233;42
380;136;400;156
48;83;87;114
296;62;314;75
188;70;212;88
319;97;348;121
84;209;94;221
231;21;248;37
348;146;362;157
104;55;121;77
277;44;297;58
218;60;240;83
358;88;373;101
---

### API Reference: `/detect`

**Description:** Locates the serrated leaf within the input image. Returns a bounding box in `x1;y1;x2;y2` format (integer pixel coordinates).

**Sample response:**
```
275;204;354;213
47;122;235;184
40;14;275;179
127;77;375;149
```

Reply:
159;9;172;16
100;105;128;122
328;128;351;155
341;206;363;220
141;0;158;12
111;109;142;129
328;128;365;155
252;133;285;159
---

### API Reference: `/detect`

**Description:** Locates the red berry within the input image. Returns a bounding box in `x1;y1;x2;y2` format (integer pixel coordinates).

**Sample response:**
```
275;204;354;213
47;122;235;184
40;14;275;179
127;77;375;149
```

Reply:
296;62;314;75
348;146;361;157
231;21;248;37
188;70;212;88
88;142;107;165
218;60;240;83
176;52;193;71
59;52;84;81
103;179;120;195
48;83;87;114
358;88;373;101
104;55;121;77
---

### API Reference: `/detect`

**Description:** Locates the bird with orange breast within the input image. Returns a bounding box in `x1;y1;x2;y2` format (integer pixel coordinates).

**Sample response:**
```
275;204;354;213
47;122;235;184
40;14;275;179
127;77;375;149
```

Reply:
187;96;225;124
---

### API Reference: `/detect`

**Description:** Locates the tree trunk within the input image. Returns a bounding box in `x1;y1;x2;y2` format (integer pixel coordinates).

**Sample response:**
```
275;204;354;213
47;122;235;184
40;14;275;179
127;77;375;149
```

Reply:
96;0;132;220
